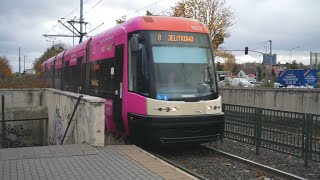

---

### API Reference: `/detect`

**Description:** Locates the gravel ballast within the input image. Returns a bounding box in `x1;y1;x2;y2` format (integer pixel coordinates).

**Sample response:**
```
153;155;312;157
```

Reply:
157;138;320;180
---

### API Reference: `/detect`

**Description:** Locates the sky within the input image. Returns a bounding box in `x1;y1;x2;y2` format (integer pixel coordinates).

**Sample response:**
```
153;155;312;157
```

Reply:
0;0;319;72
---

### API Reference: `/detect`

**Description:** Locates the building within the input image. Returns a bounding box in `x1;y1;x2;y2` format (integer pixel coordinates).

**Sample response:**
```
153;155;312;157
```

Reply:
263;54;277;65
237;68;256;82
216;71;231;81
25;69;35;74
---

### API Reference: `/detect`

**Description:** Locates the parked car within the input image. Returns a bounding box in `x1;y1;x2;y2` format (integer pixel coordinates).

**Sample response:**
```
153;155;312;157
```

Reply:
250;81;261;87
230;78;254;87
273;82;283;88
218;79;231;87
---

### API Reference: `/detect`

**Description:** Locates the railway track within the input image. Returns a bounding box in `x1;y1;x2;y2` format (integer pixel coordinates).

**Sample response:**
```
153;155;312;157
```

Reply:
201;144;307;180
150;144;308;180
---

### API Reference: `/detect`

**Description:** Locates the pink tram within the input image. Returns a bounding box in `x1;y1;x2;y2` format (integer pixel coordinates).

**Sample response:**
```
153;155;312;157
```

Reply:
42;16;224;145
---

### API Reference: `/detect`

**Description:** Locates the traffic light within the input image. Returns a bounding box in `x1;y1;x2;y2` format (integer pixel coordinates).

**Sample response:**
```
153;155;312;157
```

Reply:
245;47;248;55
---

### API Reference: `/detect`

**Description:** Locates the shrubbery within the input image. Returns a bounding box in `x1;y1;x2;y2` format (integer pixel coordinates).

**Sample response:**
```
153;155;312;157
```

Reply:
0;75;46;89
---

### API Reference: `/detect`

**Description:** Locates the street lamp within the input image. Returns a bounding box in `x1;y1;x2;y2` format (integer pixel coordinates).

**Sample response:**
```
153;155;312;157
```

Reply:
289;46;300;65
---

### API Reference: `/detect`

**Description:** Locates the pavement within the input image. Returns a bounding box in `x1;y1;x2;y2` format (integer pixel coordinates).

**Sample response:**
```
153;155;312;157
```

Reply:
0;144;197;180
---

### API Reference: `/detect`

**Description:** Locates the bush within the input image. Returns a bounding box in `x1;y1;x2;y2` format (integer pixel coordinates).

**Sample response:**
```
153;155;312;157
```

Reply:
0;76;46;88
260;81;274;87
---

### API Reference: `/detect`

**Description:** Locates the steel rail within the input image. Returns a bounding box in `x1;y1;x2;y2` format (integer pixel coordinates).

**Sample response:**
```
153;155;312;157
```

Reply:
201;144;307;180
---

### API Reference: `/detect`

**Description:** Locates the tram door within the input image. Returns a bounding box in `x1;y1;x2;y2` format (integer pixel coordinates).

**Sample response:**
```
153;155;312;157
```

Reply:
113;45;124;131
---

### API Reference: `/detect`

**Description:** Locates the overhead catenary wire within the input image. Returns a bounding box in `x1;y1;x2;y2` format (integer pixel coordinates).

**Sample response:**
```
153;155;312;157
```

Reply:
45;0;92;36
44;0;172;44
87;0;168;34
84;0;103;16
118;0;164;19
63;0;92;19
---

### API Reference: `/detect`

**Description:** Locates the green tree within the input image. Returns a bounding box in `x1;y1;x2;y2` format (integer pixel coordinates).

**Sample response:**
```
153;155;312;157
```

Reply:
33;43;67;77
256;66;262;81
290;60;298;69
0;56;13;78
298;62;305;69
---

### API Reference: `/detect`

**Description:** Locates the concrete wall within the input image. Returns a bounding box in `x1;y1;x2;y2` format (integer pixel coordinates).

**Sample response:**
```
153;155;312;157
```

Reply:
219;88;320;114
45;89;105;146
0;89;44;107
0;89;47;148
0;88;105;147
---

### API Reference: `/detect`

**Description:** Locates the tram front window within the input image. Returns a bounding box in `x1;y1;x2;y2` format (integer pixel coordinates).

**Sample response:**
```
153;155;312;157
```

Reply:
152;46;217;101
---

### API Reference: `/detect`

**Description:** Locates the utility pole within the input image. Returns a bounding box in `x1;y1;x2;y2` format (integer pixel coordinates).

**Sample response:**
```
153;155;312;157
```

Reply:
43;0;104;43
24;56;26;73
19;47;21;74
269;40;273;78
80;0;84;43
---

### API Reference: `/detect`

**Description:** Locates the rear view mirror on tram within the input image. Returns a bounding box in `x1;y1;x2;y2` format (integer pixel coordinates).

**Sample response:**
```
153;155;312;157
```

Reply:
130;34;139;52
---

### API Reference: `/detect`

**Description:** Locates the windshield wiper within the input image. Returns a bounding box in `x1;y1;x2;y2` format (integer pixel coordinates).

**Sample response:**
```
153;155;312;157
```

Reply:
197;82;210;98
197;66;214;99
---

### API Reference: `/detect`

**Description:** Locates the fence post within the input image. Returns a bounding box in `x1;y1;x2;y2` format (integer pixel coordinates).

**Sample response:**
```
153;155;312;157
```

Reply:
255;107;262;155
1;95;5;148
221;104;225;143
304;113;311;167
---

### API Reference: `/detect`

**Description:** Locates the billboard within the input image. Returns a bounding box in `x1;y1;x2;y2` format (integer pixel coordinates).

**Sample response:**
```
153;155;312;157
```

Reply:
277;69;318;87
310;52;320;69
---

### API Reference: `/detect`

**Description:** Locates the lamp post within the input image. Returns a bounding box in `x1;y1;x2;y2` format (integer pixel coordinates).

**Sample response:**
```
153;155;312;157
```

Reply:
289;46;300;66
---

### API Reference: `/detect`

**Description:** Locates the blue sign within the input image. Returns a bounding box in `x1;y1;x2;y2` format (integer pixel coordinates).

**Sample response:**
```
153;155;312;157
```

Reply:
163;95;168;101
156;94;169;101
278;69;318;87
156;94;162;100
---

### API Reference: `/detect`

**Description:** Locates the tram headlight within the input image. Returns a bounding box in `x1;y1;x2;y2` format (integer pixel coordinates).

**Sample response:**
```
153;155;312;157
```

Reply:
172;107;177;112
166;107;171;112
208;106;213;110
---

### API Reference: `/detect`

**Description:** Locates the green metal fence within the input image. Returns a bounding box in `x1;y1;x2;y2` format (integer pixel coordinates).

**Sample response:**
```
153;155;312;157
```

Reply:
223;104;320;166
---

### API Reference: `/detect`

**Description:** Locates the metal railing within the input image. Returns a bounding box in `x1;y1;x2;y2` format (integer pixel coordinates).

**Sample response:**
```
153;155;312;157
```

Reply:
223;104;320;166
61;95;83;145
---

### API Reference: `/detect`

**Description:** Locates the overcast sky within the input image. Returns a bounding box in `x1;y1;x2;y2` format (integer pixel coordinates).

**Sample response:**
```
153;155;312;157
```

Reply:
0;0;319;72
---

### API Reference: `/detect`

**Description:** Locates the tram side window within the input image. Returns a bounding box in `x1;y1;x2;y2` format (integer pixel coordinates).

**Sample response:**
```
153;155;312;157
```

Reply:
129;43;150;96
63;61;70;90
69;66;77;92
56;69;61;79
89;61;100;95
100;59;114;95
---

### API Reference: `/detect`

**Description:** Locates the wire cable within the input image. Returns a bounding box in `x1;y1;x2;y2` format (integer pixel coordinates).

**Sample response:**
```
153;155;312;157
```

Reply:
84;0;103;16
120;0;163;18
63;0;92;19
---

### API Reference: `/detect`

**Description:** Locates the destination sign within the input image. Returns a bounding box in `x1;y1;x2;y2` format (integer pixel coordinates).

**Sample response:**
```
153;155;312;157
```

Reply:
157;33;194;43
150;31;210;47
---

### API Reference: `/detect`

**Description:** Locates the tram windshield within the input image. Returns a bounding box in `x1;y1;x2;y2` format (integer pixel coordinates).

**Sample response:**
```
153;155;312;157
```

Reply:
152;46;216;101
